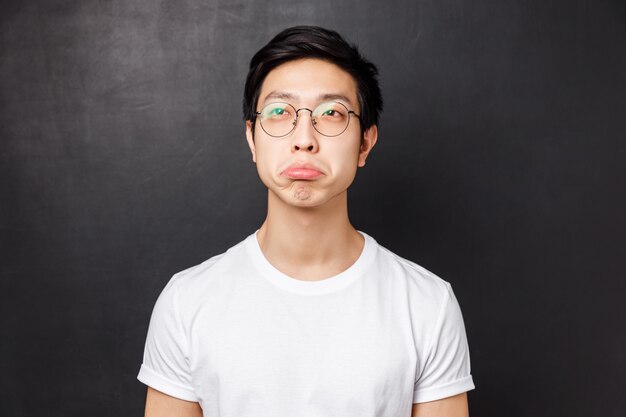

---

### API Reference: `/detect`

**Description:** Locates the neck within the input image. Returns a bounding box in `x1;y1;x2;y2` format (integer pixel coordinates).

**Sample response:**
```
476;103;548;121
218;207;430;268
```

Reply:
256;190;364;281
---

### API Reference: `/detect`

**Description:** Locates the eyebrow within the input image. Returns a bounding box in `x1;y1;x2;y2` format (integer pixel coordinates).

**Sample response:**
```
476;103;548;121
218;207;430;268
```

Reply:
262;91;355;106
263;91;297;101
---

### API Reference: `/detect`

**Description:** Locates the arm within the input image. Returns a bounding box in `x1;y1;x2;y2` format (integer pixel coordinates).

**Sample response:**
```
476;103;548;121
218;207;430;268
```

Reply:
145;387;203;417
411;392;469;417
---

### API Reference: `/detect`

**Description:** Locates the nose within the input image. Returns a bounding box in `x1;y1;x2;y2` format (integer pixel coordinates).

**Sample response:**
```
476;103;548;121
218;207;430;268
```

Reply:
291;109;319;153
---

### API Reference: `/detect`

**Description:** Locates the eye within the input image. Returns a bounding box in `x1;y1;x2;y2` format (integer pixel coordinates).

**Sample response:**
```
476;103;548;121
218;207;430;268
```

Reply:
262;103;293;120
269;107;285;116
314;102;348;122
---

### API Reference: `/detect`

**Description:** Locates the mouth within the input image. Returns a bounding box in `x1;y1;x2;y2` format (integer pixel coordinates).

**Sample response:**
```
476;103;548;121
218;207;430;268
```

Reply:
281;163;325;180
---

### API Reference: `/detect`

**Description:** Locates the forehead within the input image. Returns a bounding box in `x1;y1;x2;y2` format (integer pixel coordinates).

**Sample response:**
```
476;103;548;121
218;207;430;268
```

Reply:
258;58;359;109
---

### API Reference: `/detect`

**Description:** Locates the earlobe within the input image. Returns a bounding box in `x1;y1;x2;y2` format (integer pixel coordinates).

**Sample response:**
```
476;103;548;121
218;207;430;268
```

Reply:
245;120;257;163
358;125;378;167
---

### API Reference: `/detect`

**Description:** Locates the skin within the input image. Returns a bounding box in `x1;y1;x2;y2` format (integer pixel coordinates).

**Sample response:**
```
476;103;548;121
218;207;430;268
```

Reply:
411;393;469;417
144;387;468;417
245;58;377;280
144;387;202;417
144;58;469;416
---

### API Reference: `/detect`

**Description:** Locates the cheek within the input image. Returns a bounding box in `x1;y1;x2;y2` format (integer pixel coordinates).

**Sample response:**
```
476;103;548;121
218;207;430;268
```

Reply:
254;144;282;179
331;144;361;179
255;149;271;173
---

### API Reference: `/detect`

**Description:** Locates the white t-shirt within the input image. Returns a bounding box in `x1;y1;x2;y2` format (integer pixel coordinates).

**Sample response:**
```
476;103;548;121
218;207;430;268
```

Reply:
138;232;474;416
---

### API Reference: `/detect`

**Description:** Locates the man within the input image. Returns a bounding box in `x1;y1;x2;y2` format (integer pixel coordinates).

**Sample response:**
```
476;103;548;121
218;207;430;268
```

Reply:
138;26;475;417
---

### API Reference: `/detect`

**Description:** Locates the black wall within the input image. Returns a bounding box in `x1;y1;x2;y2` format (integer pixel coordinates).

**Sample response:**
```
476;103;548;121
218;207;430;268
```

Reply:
1;1;624;416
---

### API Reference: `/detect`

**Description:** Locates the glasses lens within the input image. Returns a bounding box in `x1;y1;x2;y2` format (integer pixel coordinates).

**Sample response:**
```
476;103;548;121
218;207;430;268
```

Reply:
259;102;295;137
312;101;350;136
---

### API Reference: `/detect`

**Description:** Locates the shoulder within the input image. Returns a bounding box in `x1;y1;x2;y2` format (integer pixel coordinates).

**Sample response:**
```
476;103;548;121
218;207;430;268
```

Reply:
160;234;253;307
363;234;460;333
371;236;453;298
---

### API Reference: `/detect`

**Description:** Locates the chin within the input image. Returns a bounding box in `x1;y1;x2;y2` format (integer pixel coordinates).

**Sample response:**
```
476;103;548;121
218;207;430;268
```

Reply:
267;186;322;209
288;188;348;210
284;191;322;208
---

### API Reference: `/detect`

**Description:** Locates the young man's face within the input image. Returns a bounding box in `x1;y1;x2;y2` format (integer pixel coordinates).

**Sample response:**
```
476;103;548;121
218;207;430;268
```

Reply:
246;58;377;209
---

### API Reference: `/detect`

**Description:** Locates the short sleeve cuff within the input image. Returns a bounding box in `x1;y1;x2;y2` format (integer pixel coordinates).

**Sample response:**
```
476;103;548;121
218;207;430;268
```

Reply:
413;375;475;403
137;364;198;402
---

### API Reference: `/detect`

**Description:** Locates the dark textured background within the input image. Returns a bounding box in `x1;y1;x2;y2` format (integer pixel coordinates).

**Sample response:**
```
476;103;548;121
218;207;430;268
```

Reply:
1;1;625;416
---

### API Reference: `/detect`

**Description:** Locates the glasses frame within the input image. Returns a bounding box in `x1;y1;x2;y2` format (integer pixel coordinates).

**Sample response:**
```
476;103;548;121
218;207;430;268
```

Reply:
254;101;361;138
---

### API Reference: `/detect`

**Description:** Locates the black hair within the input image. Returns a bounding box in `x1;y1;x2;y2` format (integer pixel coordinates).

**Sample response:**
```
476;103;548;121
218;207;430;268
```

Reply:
243;26;383;133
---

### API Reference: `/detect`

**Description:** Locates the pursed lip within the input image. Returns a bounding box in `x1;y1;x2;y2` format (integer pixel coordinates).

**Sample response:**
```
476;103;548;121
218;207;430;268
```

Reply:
281;162;325;180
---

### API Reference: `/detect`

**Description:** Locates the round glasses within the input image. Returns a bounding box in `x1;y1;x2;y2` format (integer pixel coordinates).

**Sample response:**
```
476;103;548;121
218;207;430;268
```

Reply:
255;101;361;138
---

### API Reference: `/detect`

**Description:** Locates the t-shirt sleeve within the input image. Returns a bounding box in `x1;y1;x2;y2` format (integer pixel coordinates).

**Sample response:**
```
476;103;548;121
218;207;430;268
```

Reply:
137;277;198;402
413;283;475;403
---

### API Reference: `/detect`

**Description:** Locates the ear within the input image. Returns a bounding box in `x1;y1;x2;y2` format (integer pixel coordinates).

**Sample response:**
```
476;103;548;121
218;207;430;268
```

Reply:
245;120;257;163
358;125;378;167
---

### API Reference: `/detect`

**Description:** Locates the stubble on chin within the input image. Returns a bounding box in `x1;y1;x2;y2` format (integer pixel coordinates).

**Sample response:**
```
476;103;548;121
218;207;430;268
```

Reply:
293;184;312;201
